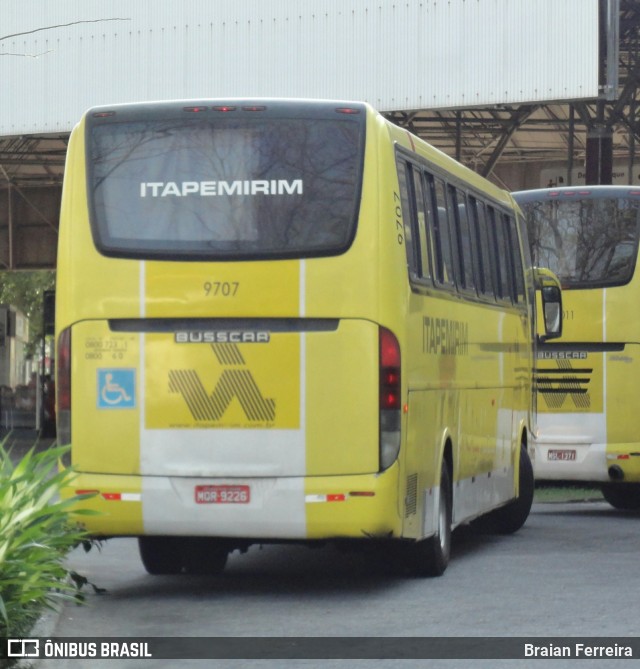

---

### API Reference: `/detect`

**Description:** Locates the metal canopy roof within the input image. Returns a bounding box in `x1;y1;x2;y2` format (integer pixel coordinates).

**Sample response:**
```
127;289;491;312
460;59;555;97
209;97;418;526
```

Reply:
384;0;640;181
2;1;635;191
0;0;638;270
0;134;67;188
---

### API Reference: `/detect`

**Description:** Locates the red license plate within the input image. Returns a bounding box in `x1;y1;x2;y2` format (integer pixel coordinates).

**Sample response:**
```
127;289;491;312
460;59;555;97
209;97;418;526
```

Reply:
195;485;250;504
547;449;577;461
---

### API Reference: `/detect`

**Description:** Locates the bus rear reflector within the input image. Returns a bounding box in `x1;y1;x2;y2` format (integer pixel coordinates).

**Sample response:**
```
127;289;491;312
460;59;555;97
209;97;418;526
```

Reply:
379;327;401;470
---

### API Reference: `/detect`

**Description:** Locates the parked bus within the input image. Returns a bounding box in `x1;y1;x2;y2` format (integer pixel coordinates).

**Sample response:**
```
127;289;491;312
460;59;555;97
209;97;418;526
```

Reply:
514;185;640;509
56;99;561;577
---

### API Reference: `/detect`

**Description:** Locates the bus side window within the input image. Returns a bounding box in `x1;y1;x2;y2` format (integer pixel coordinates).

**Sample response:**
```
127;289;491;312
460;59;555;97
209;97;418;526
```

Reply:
411;167;433;282
504;213;526;304
487;205;512;302
431;177;456;288
396;160;420;277
450;188;476;293
469;196;495;299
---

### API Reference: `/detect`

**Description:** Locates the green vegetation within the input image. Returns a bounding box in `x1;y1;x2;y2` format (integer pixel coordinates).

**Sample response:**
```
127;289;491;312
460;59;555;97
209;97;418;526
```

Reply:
534;483;603;503
0;441;93;640
0;270;55;356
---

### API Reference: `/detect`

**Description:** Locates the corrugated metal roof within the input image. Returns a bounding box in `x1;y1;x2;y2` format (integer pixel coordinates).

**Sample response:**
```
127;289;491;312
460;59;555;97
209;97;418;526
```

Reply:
0;0;599;135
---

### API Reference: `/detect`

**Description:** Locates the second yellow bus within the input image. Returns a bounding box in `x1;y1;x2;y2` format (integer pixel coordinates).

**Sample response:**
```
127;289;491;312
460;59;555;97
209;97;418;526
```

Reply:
515;185;640;509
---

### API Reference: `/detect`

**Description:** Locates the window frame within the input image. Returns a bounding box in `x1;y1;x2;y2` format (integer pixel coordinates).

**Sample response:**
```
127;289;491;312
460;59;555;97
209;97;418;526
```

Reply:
431;176;457;290
448;185;477;297
394;146;526;311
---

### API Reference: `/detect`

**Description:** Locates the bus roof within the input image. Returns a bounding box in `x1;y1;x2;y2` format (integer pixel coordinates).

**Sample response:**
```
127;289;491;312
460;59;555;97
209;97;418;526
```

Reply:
513;185;640;203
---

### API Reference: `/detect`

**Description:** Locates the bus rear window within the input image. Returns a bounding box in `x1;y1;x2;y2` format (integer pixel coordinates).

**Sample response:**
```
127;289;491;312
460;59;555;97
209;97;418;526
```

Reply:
87;112;364;260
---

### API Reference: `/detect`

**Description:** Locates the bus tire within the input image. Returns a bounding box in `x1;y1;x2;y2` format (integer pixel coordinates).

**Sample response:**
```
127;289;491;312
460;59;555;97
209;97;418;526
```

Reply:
404;459;452;577
601;483;640;510
138;536;183;575
181;538;229;575
477;443;534;534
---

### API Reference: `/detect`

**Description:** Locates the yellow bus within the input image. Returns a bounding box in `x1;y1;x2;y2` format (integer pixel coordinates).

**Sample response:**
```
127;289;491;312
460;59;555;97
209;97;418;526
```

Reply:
56;99;560;576
514;185;640;509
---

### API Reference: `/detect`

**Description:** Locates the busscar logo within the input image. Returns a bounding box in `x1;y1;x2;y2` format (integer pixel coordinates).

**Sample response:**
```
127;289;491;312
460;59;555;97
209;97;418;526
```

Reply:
175;331;270;344
535;354;592;410
169;343;275;422
140;179;303;198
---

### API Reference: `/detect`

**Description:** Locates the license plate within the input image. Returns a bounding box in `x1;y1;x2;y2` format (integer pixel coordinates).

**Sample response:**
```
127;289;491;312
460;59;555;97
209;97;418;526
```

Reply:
547;449;577;461
195;484;250;504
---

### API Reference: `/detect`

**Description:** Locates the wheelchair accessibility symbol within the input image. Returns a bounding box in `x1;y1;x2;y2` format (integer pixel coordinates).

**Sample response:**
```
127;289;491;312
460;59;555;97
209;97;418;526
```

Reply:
97;369;136;409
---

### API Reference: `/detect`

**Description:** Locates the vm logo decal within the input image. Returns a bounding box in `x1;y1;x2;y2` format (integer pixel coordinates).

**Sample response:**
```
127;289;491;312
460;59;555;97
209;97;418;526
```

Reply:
535;358;592;410
169;343;276;422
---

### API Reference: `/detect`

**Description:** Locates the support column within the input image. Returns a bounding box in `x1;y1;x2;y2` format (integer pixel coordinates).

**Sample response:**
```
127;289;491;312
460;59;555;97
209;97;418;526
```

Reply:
585;124;613;185
629;97;636;185
567;105;575;186
7;183;13;270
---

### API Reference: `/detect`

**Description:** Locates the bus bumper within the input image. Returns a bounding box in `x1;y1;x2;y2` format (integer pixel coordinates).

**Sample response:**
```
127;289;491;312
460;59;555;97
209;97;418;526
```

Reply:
62;466;403;541
532;441;640;483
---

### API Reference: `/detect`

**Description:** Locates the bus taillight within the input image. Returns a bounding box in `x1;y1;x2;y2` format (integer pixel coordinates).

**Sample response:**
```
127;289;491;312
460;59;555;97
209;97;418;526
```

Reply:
57;327;72;445
379;327;401;470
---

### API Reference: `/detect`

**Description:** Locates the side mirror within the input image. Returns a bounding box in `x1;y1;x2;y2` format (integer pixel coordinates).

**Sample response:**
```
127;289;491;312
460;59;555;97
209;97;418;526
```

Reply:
533;268;563;341
541;285;562;339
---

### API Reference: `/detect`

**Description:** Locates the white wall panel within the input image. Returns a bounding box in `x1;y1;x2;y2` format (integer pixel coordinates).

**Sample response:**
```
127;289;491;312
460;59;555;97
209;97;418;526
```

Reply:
0;0;600;135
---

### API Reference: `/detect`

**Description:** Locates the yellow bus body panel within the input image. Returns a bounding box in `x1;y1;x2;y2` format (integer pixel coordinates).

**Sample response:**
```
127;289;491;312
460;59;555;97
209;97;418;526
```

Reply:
145;260;300;318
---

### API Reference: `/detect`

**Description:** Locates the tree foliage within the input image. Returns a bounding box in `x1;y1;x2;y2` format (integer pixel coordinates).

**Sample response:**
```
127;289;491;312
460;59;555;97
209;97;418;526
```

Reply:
0;442;96;641
0;270;55;355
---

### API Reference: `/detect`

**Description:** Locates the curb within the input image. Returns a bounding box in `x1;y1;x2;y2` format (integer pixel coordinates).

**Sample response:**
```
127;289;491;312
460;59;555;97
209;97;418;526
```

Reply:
13;600;64;669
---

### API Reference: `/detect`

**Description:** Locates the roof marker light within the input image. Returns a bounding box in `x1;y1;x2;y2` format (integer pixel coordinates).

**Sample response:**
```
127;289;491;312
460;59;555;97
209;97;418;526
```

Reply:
183;106;208;113
242;105;266;112
335;107;361;114
212;106;237;112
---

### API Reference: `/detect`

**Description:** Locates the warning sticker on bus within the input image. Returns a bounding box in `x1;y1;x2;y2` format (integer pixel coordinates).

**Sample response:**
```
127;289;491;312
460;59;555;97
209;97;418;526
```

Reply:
195;485;250;504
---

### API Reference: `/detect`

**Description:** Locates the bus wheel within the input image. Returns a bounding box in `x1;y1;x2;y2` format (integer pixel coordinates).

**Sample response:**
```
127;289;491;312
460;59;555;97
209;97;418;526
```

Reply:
476;443;534;534
404;459;452;577
138;536;183;575
601;483;640;510
181;538;229;575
